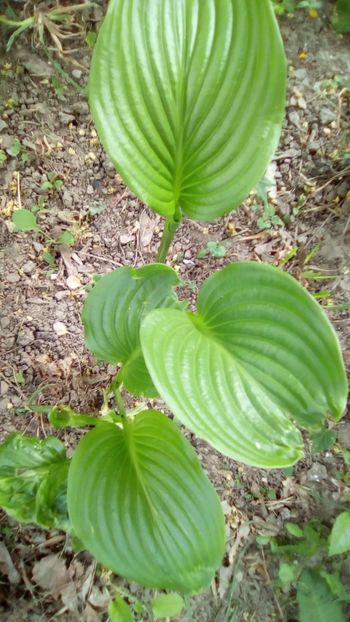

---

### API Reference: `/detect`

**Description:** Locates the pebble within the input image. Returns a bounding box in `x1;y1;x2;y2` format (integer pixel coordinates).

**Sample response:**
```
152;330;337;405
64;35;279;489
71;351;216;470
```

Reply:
337;423;350;450
306;462;328;482
22;260;36;275
62;190;74;208
86;184;94;195
0;381;9;396
66;275;81;290
72;69;82;80
53;321;68;336
6;273;20;283
288;111;301;128
0;317;10;329
72;101;89;115
17;329;34;347
320;107;336;124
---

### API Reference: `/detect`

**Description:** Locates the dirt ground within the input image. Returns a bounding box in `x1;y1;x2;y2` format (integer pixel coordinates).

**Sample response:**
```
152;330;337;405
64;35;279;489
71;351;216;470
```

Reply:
0;4;349;622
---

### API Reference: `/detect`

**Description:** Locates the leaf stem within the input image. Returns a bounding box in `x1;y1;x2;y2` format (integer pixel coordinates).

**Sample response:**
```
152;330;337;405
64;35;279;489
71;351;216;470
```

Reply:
156;206;182;263
111;374;129;429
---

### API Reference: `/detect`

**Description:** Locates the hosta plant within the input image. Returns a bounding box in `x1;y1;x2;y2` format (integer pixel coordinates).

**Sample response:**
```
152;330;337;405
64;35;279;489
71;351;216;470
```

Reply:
0;0;348;615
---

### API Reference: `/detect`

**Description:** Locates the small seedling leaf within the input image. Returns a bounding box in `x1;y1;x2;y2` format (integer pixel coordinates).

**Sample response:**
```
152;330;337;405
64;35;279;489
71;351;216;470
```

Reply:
151;593;185;619
286;523;304;538
12;209;38;232
58;230;75;246
278;562;297;586
311;427;337;453
329;511;350;556
6;139;21;157
108;596;133;622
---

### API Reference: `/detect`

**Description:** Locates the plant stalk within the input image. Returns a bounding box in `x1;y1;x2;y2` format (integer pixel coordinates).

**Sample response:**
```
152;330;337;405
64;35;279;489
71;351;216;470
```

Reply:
156;206;182;263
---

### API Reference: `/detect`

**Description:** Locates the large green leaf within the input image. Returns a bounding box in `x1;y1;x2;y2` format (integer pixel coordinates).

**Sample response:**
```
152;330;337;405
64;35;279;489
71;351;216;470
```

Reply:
140;262;348;467
67;411;225;593
297;570;346;622
0;434;70;530
90;0;286;220
82;265;181;396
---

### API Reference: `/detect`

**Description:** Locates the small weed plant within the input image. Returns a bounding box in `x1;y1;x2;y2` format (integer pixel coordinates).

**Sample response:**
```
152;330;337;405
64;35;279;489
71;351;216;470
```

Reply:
0;1;348;619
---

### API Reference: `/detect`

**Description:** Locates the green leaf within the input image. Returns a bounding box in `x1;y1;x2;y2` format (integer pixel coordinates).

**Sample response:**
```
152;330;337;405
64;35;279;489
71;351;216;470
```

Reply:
297;569;346;622
0;434;70;530
82;265;182;396
286;523;304;538
58;230;75;246
329;512;350;556
6;138;21;157
12;209;39;232
108;597;133;622
151;594;185;619
67;411;225;593
278;562;297;586
90;0;286;221
311;427;337;453
141;262;348;468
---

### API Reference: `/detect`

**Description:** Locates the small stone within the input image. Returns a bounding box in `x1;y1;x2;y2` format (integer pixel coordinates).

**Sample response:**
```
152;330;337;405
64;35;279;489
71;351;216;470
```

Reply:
53;321;67;336
120;233;134;245
306;462;328;482
66;275;81;290
72;101;89;115
54;291;67;301
62;190;73;208
6;273;20;283
337;423;350;450
86;184;94;195
288;111;301;128
0;316;10;329
17;329;34;347
0;381;9;396
33;242;44;252
22;260;36;275
72;69;82;80
320;107;336;125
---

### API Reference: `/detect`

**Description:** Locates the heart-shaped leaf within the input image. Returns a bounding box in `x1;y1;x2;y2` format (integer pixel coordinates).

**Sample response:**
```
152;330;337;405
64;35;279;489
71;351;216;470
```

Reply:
67;411;225;593
90;0;286;220
140;262;348;467
82;265;181;396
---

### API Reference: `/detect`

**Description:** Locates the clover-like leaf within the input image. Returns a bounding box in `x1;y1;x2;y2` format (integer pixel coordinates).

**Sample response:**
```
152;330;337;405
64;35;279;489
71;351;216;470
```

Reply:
0;434;70;530
67;411;225;593
82;265;181;396
141;262;348;468
90;0;286;220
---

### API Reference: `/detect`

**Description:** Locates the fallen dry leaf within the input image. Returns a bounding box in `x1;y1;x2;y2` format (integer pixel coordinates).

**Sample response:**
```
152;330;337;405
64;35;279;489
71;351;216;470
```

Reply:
0;542;20;584
32;554;70;599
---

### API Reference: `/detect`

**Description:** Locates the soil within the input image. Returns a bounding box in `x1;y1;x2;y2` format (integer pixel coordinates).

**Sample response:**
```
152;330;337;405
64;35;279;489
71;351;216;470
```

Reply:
0;5;349;622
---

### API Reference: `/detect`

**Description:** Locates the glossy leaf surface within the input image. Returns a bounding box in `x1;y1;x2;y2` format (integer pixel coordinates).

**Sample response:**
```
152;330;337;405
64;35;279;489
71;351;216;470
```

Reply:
0;434;70;530
141;262;348;467
67;411;225;593
90;0;286;220
82;265;181;396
